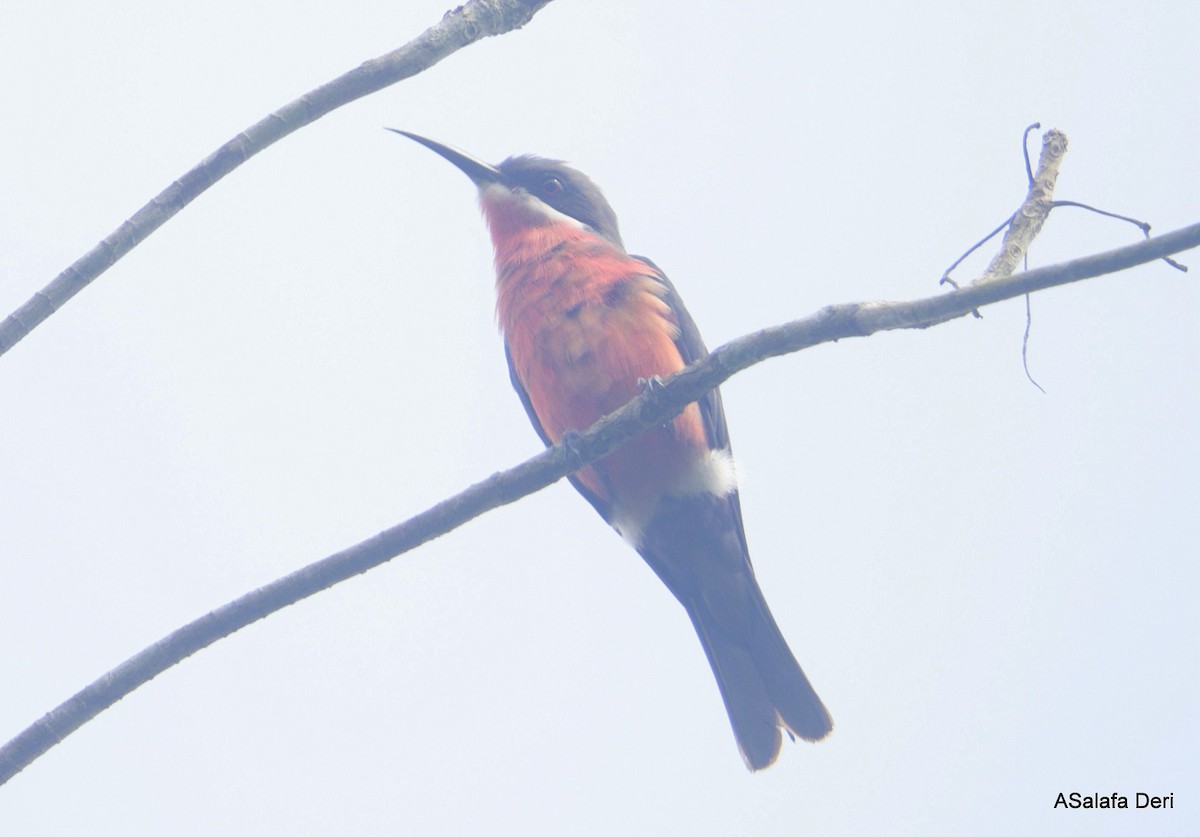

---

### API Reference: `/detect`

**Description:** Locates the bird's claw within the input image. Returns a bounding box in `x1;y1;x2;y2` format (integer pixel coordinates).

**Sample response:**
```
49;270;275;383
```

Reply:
637;375;666;394
559;429;586;469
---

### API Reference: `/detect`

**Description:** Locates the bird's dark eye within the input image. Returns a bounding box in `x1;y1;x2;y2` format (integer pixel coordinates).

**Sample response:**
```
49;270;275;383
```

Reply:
542;177;564;196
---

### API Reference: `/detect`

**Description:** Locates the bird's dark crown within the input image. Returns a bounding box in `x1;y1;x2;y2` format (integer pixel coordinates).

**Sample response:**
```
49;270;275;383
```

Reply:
497;155;624;249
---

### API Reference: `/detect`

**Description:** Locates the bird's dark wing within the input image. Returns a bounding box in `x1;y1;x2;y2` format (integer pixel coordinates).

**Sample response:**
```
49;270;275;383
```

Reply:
633;255;751;559
631;259;832;766
632;256;729;451
504;344;615;524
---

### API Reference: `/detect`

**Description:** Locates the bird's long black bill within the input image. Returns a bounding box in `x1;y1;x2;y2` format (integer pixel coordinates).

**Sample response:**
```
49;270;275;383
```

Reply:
386;128;505;186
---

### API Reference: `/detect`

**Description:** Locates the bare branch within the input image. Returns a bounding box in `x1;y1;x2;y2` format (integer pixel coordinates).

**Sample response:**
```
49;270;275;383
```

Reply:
2;221;1196;785
977;129;1068;285
940;127;1065;292
0;0;555;359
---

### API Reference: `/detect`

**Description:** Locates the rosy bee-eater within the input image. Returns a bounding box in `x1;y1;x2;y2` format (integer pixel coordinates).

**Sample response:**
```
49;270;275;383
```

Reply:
390;130;832;769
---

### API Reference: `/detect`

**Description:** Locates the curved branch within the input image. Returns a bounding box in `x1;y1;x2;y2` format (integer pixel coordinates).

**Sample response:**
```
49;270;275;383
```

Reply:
1;221;1196;785
0;0;555;358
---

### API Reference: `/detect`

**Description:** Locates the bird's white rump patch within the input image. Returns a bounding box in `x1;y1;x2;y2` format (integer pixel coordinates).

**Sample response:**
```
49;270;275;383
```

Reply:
671;447;740;499
609;448;740;547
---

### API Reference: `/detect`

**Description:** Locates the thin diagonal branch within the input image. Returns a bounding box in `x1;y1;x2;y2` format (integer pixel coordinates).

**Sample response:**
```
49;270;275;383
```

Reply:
1053;200;1188;272
0;0;555;358
977;129;1068;285
2;220;1196;786
939;126;1064;291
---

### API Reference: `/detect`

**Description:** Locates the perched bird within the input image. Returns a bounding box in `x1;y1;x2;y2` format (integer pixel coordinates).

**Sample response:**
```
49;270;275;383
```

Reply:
390;130;832;769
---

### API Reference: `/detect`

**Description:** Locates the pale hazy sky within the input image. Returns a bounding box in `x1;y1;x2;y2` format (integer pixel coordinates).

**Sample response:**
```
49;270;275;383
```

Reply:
2;2;1197;835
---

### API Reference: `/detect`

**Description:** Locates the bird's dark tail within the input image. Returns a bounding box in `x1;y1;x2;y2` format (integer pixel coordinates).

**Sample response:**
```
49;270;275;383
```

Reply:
685;585;832;770
637;492;832;770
